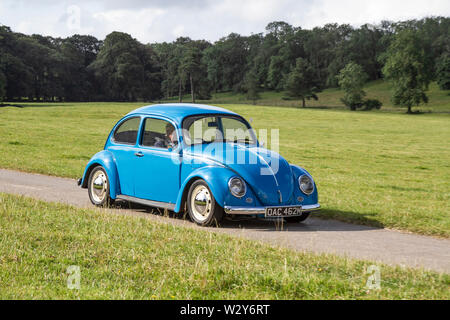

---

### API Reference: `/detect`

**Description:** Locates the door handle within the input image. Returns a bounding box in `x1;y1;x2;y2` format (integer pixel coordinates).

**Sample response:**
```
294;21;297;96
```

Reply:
135;152;144;157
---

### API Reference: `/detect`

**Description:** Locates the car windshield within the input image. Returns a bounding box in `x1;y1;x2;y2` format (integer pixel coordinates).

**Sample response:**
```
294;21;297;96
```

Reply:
183;115;257;146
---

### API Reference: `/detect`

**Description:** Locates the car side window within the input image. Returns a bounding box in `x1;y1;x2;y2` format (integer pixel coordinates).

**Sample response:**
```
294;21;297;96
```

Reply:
141;118;178;149
113;117;140;145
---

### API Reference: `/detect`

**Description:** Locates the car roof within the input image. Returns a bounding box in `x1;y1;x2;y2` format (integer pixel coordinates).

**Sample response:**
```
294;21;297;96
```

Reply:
127;103;238;123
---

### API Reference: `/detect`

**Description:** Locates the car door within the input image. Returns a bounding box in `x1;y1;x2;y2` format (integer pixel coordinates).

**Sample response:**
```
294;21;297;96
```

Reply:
108;116;142;197
134;117;182;204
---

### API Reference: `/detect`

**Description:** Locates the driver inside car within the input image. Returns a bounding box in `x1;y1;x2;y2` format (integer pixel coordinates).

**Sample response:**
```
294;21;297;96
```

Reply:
154;123;177;149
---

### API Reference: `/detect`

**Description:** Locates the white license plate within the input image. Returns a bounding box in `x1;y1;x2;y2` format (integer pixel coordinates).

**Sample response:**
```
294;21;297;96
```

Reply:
265;206;302;218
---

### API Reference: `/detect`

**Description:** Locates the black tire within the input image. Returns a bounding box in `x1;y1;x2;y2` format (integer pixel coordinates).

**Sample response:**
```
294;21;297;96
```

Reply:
187;180;224;226
88;166;114;207
285;212;310;223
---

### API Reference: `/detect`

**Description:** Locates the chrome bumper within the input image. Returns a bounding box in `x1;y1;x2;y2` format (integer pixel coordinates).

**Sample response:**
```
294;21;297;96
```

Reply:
224;204;320;215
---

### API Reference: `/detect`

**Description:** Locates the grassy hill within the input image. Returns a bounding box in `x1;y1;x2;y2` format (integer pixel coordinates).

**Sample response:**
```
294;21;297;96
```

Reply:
166;80;450;113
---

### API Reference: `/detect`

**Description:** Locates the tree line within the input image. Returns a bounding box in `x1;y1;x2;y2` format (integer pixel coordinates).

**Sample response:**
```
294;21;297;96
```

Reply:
0;17;449;112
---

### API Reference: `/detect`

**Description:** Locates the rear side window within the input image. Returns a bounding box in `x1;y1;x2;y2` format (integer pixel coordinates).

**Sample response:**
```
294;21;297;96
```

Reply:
113;117;140;144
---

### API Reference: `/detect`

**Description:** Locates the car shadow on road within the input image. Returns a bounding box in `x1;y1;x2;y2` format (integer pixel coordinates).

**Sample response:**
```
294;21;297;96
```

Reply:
112;200;384;233
219;212;383;233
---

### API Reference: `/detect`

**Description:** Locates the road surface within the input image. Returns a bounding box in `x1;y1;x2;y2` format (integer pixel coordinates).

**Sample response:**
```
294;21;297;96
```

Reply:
0;168;449;273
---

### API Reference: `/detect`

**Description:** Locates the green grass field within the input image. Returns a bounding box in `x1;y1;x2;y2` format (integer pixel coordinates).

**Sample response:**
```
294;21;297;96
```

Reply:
0;193;448;299
0;96;449;237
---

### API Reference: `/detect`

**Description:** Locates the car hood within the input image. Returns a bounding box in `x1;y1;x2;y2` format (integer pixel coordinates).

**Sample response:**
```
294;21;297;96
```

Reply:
185;142;294;205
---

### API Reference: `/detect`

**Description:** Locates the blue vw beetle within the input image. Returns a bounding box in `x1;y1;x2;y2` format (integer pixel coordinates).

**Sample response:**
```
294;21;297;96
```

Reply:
79;104;320;226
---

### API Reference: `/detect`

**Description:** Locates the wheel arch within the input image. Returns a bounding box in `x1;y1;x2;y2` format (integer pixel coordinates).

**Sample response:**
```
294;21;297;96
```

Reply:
80;150;120;199
174;166;235;213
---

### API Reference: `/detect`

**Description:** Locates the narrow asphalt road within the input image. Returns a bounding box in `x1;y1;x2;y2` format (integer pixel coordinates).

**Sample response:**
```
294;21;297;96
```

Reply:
0;168;449;273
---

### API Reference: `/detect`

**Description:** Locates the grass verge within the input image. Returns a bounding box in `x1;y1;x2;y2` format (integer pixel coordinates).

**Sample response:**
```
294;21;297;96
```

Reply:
0;193;448;299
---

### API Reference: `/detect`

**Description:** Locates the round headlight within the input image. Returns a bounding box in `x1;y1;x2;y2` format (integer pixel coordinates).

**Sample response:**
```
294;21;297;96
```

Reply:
228;177;246;198
299;175;314;195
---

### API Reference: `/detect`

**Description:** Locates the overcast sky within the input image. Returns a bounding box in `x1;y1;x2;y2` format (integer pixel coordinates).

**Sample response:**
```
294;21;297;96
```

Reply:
1;0;449;43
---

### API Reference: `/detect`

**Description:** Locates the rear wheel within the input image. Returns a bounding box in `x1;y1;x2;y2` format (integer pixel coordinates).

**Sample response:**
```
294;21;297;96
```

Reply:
187;180;224;226
88;166;114;207
285;212;310;223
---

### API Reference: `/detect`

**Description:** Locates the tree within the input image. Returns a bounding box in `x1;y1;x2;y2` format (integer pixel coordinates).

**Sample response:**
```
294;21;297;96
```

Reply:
179;42;211;103
202;33;248;93
382;29;431;113
61;35;102;101
285;58;319;108
328;24;385;86
0;70;6;102
88;32;161;101
436;53;450;90
243;68;260;105
14;36;63;101
179;45;200;103
267;54;290;91
153;41;184;100
265;21;294;40
0;17;449;103
337;62;368;110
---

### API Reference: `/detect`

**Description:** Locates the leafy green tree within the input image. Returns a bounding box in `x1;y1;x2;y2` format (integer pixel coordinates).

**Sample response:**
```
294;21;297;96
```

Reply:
285;58;319;108
179;45;201;103
265;21;294;40
153;41;184;100
267;54;290;91
89;32;161;101
0;70;6;102
382;29;431;113
0;17;449;103
203;45;221;94
179;41;212;103
0;27;34;100
155;38;211;102
303;24;353;88
14;36;62;101
62;35;102;101
202;33;248;93
328;24;386;87
363;99;383;110
337;62;368;110
436;53;450;90
243;68;260;105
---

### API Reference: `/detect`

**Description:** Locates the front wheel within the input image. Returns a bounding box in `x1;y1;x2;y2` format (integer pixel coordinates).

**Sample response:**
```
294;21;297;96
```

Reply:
187;180;224;227
88;166;114;207
285;212;310;223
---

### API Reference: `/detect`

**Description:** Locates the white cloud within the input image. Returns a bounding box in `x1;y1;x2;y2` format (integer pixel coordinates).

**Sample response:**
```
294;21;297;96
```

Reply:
172;25;185;38
0;0;449;43
302;0;450;28
92;8;166;41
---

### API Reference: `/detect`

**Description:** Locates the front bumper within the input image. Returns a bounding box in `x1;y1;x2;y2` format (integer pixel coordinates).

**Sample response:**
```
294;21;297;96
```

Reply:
224;204;320;215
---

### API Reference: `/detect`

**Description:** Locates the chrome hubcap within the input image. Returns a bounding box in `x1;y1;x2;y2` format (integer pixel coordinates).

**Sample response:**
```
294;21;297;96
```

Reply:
190;185;212;222
91;170;107;203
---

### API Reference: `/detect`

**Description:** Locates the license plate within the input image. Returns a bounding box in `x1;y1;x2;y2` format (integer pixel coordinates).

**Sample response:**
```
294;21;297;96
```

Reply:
265;206;302;218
